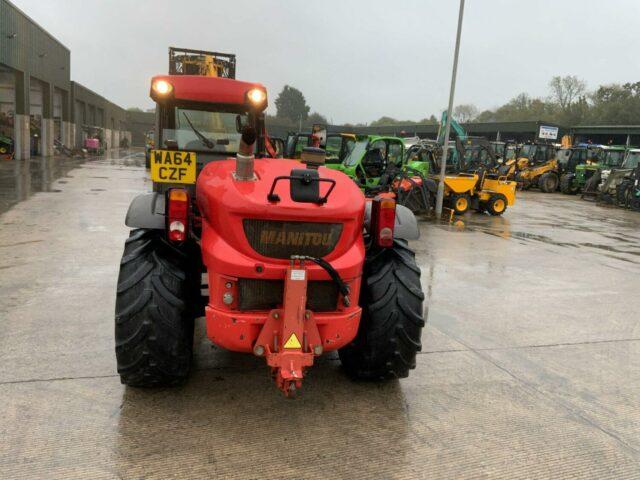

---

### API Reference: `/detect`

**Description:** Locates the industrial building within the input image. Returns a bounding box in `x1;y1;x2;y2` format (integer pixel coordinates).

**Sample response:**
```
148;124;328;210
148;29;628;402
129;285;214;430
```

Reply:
0;0;130;159
319;121;640;146
326;120;565;143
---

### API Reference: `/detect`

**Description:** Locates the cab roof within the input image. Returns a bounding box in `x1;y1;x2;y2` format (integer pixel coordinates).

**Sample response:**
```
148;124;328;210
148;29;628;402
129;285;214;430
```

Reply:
150;75;267;109
355;134;404;142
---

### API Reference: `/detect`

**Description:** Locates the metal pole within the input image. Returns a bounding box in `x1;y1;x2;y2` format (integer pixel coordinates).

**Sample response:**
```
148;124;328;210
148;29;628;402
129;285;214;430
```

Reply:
435;0;465;219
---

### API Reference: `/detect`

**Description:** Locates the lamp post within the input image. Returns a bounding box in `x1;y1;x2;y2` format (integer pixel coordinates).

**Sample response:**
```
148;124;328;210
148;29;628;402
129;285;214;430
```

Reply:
435;0;466;219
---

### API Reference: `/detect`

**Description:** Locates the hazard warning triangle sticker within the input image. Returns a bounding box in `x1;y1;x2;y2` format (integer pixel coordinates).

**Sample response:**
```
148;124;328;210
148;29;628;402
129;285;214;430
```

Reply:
284;333;302;349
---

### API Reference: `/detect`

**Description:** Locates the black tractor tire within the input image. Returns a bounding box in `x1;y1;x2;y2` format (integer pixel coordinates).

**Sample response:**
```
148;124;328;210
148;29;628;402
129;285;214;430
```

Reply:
486;194;508;216
581;172;601;198
115;229;201;387
539;172;559;193
339;239;425;380
616;180;633;207
598;192;613;205
449;193;470;215
630;194;640;212
560;173;578;195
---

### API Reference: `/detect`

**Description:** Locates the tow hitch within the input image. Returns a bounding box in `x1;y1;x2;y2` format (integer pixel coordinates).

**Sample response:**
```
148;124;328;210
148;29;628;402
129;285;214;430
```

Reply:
253;259;323;397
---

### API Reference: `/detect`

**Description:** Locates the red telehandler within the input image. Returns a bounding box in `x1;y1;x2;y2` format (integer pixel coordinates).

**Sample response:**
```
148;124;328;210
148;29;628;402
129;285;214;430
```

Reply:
115;49;425;396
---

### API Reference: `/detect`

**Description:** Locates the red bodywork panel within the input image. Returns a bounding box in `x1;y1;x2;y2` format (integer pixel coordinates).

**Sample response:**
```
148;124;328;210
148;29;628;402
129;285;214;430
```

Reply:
196;158;365;360
150;75;267;107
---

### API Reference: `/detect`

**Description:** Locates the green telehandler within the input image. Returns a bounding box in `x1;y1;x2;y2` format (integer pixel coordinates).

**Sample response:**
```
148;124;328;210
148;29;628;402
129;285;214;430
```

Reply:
329;134;428;186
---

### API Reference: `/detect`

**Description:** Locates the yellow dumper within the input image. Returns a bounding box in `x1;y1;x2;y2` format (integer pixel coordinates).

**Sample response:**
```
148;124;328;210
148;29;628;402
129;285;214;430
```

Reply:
437;172;516;216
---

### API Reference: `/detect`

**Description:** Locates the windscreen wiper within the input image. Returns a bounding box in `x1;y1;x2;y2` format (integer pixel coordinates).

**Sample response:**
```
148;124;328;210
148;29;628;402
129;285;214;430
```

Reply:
182;112;215;149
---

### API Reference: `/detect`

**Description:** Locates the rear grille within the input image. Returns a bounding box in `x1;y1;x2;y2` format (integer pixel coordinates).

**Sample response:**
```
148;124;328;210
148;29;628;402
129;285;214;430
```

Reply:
243;219;342;259
237;279;338;312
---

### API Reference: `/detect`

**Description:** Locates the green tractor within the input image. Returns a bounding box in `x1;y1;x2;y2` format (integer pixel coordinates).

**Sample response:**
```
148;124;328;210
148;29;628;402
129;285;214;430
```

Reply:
597;149;640;205
560;145;621;195
576;146;626;196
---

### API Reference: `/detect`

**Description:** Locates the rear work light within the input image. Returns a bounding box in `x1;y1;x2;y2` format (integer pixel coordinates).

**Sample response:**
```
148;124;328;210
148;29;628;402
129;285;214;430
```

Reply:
152;79;173;96
167;188;189;242
246;88;267;109
371;196;396;248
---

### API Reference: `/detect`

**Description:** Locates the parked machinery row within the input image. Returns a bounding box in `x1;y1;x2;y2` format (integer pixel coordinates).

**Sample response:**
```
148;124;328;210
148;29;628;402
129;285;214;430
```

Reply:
282;114;518;218
296;125;640;214
489;139;640;211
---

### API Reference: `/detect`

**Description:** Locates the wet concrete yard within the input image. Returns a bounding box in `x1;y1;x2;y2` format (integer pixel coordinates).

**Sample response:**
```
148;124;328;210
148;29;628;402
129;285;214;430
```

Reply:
1;150;639;479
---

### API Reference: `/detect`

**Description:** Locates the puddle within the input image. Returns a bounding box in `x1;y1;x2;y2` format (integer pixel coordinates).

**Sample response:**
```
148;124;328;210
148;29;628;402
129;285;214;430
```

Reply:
0;149;143;216
579;242;640;257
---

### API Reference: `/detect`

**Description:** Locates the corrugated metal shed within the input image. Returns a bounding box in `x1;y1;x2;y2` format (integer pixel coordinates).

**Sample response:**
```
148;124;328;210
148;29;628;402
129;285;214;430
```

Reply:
0;0;70;90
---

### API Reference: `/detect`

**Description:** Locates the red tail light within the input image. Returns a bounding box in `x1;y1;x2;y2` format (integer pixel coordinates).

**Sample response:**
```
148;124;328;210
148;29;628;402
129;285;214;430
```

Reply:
167;188;189;242
371;196;396;248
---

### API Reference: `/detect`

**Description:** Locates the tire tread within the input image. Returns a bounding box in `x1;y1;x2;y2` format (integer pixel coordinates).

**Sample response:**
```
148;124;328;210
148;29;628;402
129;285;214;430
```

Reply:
339;239;425;380
115;229;199;387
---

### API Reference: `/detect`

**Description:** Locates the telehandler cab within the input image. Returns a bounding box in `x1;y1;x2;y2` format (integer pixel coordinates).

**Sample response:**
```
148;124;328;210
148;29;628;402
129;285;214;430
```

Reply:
333;135;434;213
115;52;425;397
334;135;409;186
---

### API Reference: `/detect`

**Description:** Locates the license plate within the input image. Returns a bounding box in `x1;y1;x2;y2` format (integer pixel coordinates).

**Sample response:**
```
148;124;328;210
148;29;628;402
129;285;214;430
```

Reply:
150;150;197;184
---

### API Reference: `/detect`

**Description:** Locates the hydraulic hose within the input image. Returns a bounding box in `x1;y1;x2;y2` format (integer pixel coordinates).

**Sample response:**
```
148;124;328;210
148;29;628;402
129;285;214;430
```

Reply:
290;255;351;306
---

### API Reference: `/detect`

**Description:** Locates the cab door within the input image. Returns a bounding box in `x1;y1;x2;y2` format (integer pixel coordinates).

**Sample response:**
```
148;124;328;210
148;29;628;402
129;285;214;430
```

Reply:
360;139;387;187
387;140;404;168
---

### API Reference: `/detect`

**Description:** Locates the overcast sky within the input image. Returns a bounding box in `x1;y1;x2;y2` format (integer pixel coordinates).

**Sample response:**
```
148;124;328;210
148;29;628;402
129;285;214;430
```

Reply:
12;0;640;124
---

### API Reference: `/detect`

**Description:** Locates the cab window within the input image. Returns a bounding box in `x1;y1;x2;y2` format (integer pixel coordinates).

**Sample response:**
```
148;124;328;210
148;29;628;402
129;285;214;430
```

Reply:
294;136;309;158
370;140;387;159
325;136;342;160
388;142;403;166
573;149;587;163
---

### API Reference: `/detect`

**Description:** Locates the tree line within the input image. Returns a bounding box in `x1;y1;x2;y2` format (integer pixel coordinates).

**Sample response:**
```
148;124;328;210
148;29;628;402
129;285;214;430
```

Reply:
473;76;640;126
270;76;640;128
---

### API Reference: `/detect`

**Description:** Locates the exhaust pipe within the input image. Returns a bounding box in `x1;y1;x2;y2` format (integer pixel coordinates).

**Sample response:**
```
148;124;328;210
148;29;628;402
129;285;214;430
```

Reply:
235;126;257;181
